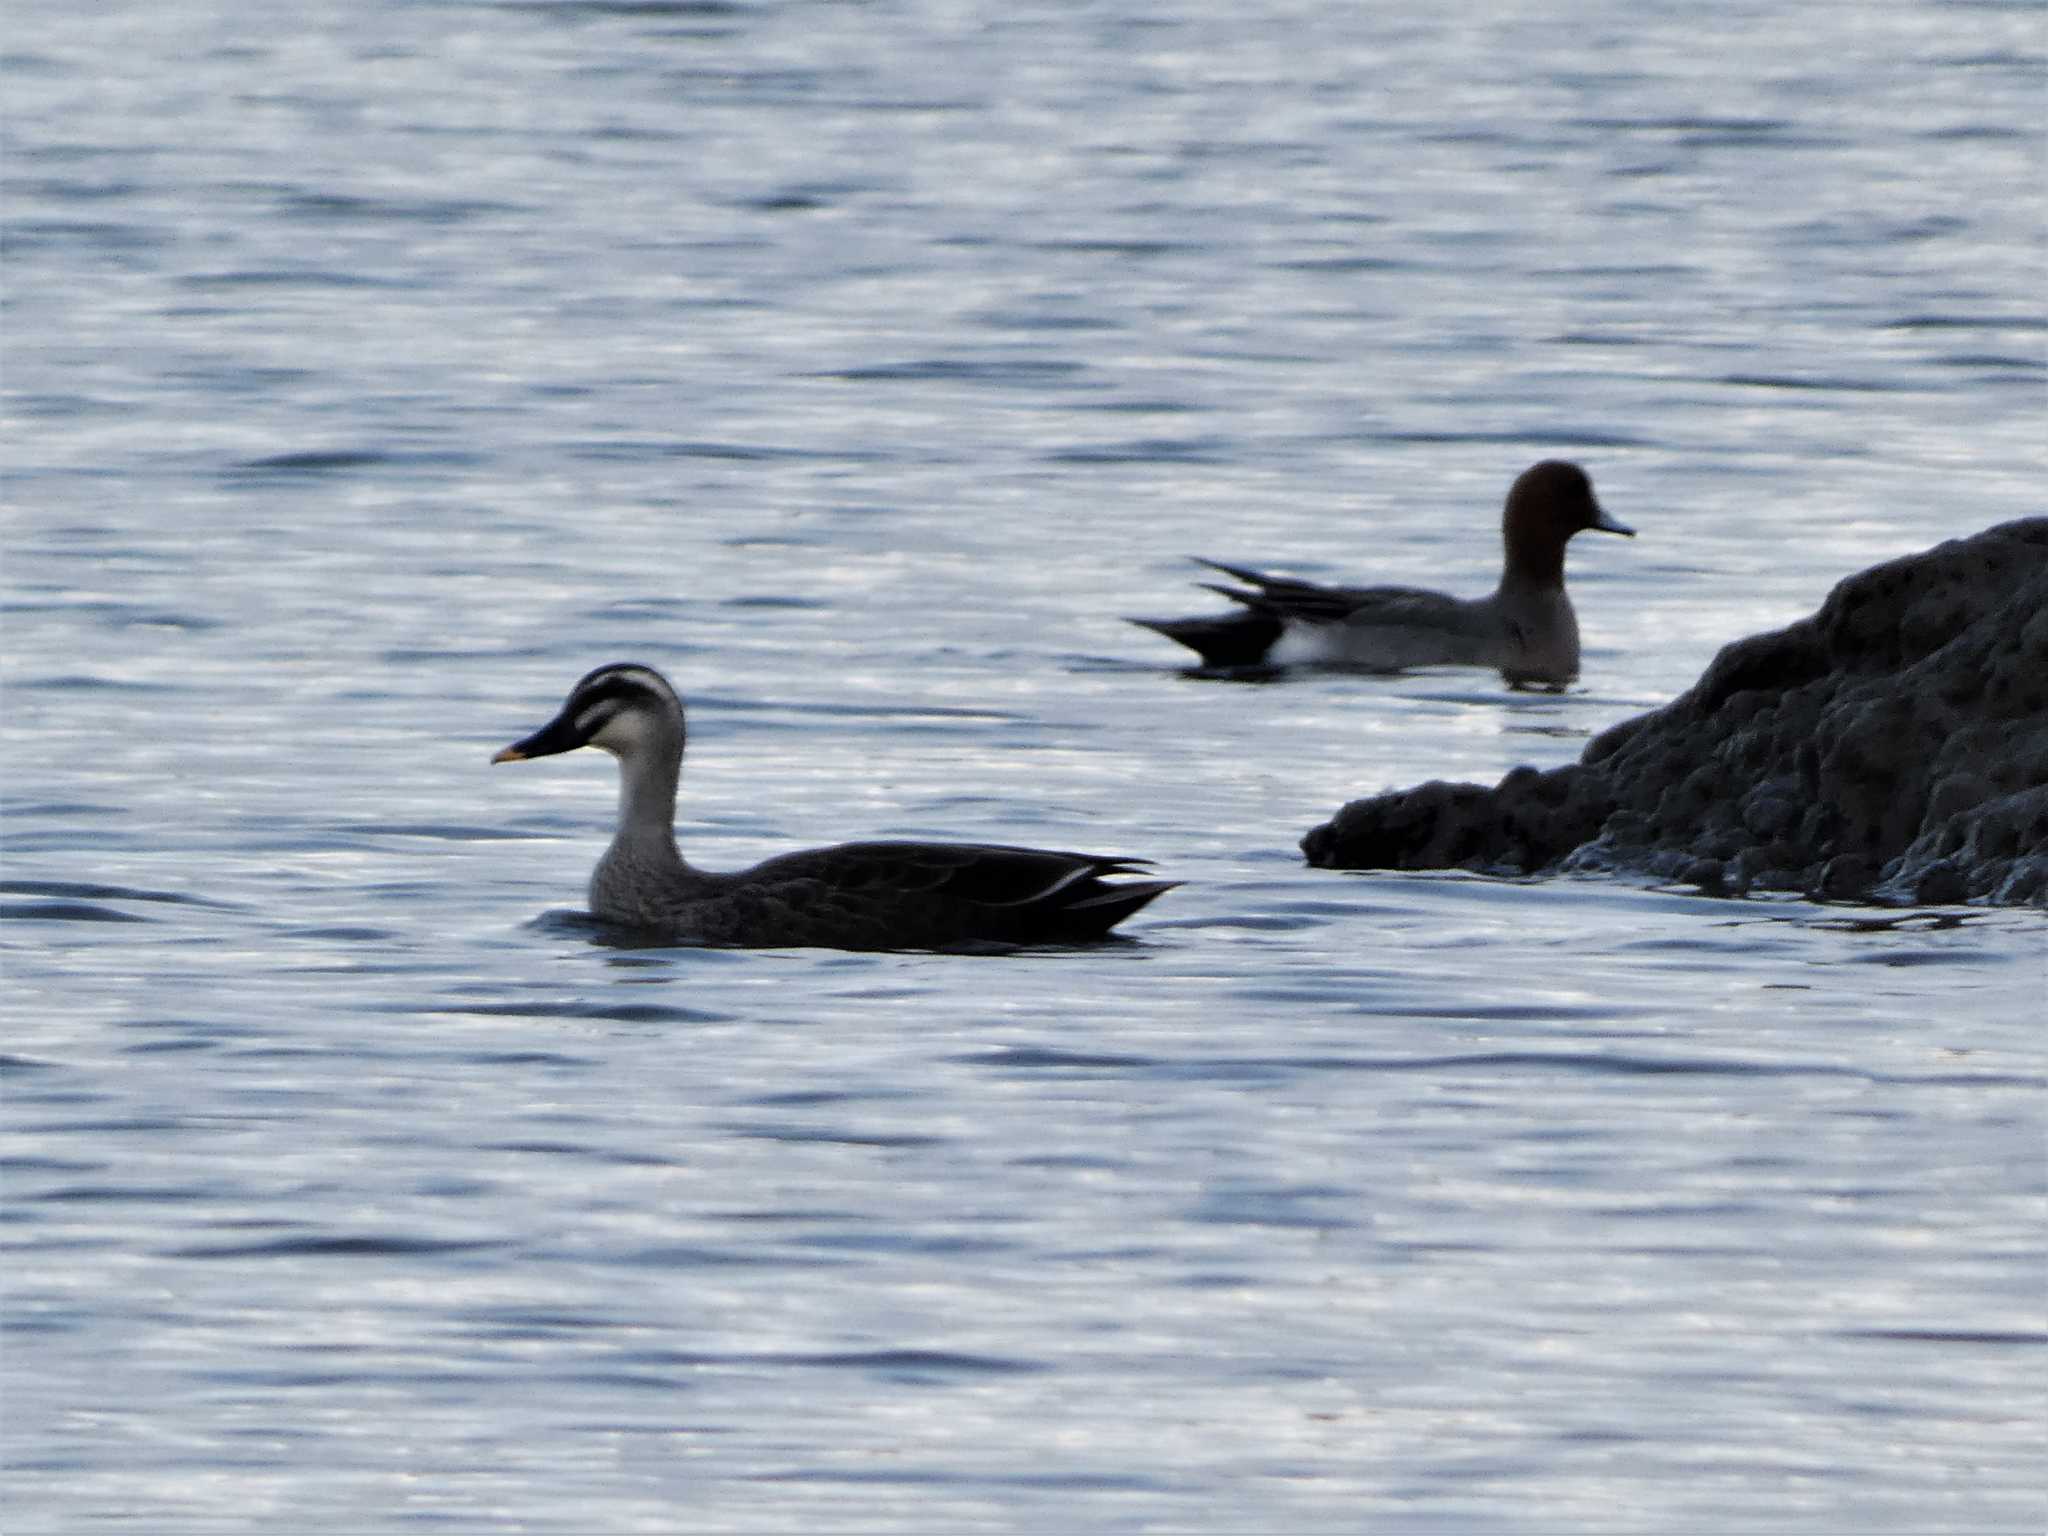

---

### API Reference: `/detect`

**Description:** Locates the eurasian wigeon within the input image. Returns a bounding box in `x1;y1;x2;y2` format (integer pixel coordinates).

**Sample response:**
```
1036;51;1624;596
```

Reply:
1130;459;1634;689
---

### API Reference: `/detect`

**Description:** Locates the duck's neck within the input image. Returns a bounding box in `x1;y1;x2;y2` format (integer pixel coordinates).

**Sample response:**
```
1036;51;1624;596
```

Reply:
1501;526;1566;593
613;744;686;869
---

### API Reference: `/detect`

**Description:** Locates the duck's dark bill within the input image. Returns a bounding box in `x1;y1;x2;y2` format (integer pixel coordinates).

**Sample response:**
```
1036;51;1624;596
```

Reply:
491;712;583;763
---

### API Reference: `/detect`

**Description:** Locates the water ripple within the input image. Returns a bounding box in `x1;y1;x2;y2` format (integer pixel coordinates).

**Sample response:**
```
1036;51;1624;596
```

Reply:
166;1234;506;1260
1;900;150;924
7;3;2042;1530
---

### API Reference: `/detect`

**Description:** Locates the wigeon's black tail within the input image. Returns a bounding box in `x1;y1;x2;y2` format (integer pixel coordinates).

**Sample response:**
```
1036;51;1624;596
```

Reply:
1128;611;1282;669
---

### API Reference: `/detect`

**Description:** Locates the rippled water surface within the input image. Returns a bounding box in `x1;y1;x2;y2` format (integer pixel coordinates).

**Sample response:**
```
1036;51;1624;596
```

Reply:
5;1;2044;1531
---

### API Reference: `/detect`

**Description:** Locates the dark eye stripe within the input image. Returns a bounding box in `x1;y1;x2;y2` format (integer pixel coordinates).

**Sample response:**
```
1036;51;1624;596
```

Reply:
568;669;677;738
574;674;654;712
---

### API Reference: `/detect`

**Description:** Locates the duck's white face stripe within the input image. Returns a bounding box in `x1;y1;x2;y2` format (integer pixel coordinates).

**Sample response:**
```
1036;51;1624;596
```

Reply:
586;705;663;758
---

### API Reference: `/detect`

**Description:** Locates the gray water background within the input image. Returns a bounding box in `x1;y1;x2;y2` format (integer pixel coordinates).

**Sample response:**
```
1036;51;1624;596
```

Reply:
4;1;2044;1531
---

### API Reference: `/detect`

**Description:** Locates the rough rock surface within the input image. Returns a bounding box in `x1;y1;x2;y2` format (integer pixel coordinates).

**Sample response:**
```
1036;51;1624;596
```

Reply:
1301;518;2048;907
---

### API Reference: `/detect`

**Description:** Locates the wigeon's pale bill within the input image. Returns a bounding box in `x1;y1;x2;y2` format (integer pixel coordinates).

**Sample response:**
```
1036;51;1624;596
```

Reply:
492;664;1177;950
1130;460;1634;690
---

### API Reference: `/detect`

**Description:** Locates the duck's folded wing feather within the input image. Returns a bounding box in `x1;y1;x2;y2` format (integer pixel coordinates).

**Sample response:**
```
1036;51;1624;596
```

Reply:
1194;559;1359;620
1327;585;1489;635
1196;561;1475;631
707;841;1173;947
742;841;1156;908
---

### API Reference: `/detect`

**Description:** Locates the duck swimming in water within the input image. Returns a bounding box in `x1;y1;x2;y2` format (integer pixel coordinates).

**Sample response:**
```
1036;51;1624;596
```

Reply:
492;663;1177;950
1130;460;1634;689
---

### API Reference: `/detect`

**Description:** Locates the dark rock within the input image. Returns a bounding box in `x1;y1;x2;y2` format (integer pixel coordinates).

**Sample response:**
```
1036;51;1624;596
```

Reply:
1811;853;1878;901
1910;858;1971;906
1302;518;2048;907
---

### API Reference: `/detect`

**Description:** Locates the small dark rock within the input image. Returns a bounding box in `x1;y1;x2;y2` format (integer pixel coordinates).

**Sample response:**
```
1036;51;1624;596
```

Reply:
1684;858;1727;896
1813;853;1878;901
1911;859;1971;906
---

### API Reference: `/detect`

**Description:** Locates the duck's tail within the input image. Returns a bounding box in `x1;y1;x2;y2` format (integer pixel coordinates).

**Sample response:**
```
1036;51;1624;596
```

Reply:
1127;611;1283;670
1056;876;1181;939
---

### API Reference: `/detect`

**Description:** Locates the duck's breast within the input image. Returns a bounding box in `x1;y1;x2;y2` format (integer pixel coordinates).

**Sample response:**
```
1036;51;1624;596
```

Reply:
1496;585;1580;686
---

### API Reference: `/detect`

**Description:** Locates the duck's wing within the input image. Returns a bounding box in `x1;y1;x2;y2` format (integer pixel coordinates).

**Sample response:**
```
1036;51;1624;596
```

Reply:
713;841;1177;948
1132;561;1491;671
1197;561;1476;631
1192;559;1366;624
1326;585;1491;635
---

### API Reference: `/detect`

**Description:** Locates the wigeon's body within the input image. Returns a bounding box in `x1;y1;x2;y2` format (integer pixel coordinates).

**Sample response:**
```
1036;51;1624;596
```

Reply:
493;664;1176;949
1131;460;1634;690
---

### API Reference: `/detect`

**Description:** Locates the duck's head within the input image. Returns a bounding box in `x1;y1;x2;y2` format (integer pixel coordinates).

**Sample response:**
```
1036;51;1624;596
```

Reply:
492;663;685;764
1502;460;1633;583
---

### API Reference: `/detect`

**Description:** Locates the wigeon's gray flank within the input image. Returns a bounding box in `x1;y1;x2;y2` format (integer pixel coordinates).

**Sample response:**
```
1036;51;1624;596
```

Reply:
1130;460;1635;690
